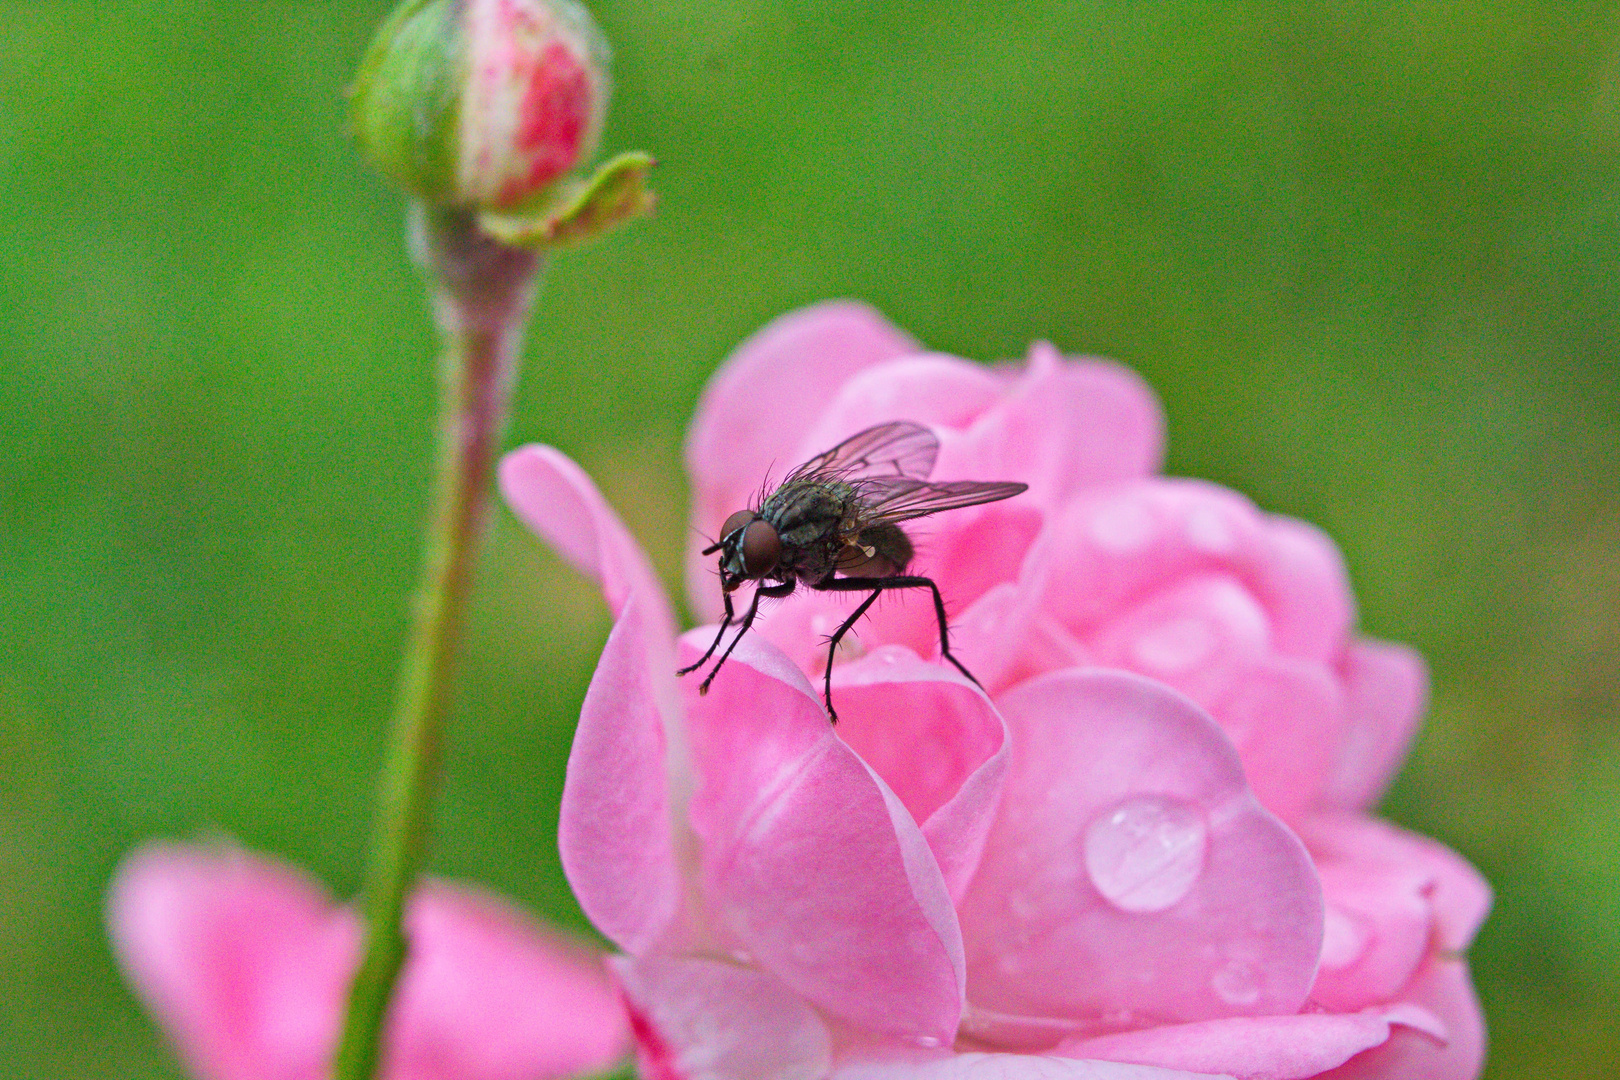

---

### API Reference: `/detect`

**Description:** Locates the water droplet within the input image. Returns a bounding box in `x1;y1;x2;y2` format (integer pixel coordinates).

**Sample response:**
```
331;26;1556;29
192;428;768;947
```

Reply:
1083;795;1206;913
727;948;754;965
1130;617;1214;673
906;1034;945;1049
1212;960;1261;1006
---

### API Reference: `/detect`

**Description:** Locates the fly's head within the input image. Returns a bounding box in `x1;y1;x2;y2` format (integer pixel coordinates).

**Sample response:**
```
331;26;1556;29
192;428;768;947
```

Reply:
707;509;782;591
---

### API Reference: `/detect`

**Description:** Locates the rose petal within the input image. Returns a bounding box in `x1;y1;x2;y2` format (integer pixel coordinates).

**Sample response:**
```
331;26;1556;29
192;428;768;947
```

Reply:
1300;816;1492;957
1060;1004;1445;1080
1243;517;1353;663
107;842;348;1080
501;446;687;956
1029;483;1268;639
107;844;628;1080
1317;958;1484;1080
935;342;1165;508
390;882;628;1080
1087;574;1272;705
685;302;918;620
1208;657;1344;822
559;594;683;954
834;1050;1228;1079
831;646;1011;902
959;670;1323;1025
613;955;832;1080
796;355;1009;460
499;444;674;633
680;630;964;1042
1318;642;1427;812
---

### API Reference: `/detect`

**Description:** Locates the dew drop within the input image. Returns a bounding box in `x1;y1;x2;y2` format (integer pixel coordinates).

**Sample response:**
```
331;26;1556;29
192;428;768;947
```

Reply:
1212;960;1262;1006
906;1034;944;1049
1083;795;1206;913
727;948;755;965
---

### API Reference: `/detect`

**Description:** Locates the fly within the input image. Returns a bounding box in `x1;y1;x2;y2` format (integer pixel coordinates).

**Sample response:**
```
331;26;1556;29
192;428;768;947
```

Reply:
679;420;1028;722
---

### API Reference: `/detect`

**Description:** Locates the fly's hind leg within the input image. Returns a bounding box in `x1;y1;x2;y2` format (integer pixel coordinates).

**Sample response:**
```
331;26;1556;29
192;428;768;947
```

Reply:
812;574;983;724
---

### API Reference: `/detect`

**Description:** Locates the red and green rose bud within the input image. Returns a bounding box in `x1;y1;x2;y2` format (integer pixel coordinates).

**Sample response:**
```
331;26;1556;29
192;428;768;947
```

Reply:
350;0;610;213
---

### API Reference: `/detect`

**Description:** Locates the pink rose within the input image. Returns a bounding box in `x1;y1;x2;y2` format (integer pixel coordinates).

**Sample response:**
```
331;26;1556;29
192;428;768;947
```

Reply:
500;301;1490;1078
107;842;628;1080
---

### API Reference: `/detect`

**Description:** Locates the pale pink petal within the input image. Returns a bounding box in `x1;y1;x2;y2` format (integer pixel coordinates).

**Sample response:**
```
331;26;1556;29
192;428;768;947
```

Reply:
934;343;1165;507
1029;482;1268;639
559;595;683;954
959;670;1323;1024
388;882;628;1080
830;646;1011;902
1208;657;1345;822
833;1051;1228;1079
950;586;1089;699
1317;958;1485;1080
1059;1005;1445;1080
1318;642;1428;812
108;842;348;1080
499;444;673;635
795;355;1008;459
1242;517;1353;663
919;502;1048;616
1087;574;1272;705
679;630;964;1042
685;302;918;619
613;955;832;1080
500;446;686;956
1299;816;1492;956
108;845;627;1080
1310;862;1431;1014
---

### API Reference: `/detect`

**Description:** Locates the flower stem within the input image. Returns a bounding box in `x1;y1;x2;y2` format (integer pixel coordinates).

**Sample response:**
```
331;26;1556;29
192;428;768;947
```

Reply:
332;205;541;1080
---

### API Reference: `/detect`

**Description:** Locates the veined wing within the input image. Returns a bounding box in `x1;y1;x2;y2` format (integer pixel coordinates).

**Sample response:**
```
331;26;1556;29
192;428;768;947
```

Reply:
855;477;1029;523
784;421;939;484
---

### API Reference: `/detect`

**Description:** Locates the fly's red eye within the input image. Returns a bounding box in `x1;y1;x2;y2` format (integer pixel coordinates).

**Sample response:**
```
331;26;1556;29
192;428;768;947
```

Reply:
719;510;755;540
740;519;781;577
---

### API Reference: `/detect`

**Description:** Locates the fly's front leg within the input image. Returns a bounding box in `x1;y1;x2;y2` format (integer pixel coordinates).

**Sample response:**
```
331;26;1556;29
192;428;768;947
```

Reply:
698;580;795;695
677;587;736;676
813;575;985;717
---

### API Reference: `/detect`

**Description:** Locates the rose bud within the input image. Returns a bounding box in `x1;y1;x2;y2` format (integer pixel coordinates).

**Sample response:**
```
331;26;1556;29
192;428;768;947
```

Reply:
350;0;611;213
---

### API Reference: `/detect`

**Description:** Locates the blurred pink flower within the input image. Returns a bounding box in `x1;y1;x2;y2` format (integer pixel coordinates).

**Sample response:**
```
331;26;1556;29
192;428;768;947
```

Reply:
500;301;1491;1079
107;842;628;1080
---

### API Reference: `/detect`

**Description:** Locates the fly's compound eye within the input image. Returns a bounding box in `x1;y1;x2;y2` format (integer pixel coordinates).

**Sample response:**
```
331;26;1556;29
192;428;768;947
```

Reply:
719;510;755;540
740;519;781;577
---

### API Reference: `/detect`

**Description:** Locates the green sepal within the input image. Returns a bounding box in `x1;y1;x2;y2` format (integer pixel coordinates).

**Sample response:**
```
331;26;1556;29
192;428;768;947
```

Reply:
349;0;464;206
477;151;656;250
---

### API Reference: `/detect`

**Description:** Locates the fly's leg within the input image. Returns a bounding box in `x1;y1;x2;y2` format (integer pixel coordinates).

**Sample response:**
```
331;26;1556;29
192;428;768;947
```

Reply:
677;588;736;676
697;580;795;695
815;587;884;723
812;575;985;723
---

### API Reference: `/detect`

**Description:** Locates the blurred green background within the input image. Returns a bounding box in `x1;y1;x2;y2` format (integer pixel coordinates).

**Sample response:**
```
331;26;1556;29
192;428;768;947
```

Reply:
2;0;1617;1076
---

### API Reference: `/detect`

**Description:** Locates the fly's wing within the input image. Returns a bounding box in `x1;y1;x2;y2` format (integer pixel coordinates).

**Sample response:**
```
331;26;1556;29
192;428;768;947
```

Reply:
783;421;939;484
854;477;1030;523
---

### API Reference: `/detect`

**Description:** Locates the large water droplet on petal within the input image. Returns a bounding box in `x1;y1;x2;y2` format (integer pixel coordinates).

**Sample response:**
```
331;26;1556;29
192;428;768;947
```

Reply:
1083;795;1207;913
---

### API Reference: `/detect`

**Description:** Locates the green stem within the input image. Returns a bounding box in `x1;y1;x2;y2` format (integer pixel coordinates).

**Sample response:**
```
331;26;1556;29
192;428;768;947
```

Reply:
332;205;541;1080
